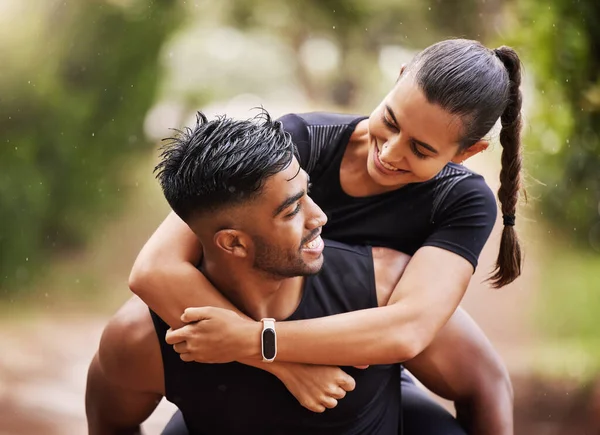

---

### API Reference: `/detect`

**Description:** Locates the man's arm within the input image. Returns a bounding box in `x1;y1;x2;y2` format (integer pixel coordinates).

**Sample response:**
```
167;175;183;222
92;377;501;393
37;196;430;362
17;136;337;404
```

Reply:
86;297;165;435
86;355;162;435
404;308;513;435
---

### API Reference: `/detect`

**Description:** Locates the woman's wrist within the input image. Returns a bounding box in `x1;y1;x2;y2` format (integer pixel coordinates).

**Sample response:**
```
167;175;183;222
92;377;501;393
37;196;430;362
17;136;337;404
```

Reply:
240;320;263;361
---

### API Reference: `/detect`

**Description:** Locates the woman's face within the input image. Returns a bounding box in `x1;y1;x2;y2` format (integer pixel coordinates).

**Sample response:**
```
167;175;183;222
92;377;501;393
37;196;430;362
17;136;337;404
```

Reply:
367;74;483;188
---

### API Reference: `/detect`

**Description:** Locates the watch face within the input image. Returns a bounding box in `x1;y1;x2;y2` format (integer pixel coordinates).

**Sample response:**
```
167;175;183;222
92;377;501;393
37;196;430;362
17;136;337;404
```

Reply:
262;328;276;360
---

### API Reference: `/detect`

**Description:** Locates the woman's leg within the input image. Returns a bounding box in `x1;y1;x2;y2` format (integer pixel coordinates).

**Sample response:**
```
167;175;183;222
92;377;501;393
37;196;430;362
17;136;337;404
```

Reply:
401;371;467;435
161;410;190;435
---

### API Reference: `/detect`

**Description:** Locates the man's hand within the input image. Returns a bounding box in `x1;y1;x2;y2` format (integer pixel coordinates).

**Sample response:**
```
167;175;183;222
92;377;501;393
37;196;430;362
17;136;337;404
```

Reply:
270;362;356;413
165;306;260;363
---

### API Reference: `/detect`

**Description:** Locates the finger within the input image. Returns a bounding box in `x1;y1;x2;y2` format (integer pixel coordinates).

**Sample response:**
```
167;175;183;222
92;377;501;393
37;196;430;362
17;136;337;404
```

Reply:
338;374;356;392
181;307;211;323
172;342;188;354
353;365;369;369
307;403;326;413
165;327;189;345
329;387;347;400
321;396;338;409
179;352;194;363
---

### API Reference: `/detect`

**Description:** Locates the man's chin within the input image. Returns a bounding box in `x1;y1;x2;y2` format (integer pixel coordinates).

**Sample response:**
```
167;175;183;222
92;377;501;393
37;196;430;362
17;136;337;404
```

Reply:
302;256;324;276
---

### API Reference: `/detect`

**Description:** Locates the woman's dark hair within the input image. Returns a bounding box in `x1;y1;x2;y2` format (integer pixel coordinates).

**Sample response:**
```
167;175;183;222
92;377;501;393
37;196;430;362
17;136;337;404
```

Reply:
408;39;523;288
155;110;298;221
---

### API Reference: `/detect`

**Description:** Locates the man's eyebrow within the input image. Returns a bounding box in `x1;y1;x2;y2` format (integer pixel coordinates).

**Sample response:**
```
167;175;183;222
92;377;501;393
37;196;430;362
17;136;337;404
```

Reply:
273;190;304;217
385;104;439;155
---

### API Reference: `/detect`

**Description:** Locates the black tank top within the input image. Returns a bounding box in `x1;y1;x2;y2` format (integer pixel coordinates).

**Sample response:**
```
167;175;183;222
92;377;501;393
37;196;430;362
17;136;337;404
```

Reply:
151;241;400;435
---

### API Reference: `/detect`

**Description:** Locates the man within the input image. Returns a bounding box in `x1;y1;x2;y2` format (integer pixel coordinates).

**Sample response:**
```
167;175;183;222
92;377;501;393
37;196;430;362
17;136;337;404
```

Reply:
86;112;510;435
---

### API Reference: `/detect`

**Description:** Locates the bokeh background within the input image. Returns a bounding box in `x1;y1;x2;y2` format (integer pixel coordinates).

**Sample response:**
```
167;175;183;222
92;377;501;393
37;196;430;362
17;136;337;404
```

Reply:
1;0;599;434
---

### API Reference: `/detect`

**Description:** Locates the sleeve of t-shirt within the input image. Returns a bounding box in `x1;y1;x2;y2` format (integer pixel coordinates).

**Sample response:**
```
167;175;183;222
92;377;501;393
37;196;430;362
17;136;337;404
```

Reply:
277;113;311;170
423;175;497;271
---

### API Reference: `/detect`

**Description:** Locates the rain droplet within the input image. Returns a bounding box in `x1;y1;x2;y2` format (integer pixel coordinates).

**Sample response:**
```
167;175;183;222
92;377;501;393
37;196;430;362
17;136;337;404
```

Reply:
92;132;95;136
333;26;336;29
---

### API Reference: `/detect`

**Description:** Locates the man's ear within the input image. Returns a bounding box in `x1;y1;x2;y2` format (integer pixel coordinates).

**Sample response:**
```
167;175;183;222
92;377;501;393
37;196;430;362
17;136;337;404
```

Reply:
214;229;249;258
452;140;489;164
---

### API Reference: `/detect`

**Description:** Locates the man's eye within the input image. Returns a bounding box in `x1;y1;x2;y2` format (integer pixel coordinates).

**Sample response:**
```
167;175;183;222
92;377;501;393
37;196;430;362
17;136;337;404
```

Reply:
286;203;302;217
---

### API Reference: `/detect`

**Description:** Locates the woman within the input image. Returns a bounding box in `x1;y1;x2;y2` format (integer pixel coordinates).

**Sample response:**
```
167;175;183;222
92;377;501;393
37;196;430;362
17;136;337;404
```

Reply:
131;39;522;434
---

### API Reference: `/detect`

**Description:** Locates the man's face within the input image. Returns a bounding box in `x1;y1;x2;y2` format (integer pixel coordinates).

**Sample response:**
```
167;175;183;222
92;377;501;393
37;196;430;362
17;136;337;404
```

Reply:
247;158;328;278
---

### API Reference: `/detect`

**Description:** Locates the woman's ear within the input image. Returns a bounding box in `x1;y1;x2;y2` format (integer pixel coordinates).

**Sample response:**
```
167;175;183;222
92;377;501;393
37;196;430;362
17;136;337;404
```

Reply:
214;229;249;258
397;63;407;81
452;140;489;164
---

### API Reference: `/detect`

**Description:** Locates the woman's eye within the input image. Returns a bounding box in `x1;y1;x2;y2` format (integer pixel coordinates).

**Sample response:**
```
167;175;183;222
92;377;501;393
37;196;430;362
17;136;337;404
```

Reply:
381;114;398;131
410;142;428;160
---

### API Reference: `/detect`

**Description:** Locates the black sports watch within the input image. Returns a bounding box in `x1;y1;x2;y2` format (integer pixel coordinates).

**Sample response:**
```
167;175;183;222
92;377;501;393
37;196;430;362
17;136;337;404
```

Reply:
260;318;277;362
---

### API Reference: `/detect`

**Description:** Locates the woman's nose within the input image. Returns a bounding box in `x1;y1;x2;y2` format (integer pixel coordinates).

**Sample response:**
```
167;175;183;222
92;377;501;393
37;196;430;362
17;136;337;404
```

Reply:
379;135;405;163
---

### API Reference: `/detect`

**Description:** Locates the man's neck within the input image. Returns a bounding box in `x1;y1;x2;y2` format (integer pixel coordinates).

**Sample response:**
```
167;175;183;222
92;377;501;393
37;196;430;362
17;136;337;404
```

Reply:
201;259;304;321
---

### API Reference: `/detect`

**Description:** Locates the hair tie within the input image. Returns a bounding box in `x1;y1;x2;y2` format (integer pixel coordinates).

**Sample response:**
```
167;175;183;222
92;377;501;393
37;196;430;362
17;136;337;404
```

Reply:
502;215;516;226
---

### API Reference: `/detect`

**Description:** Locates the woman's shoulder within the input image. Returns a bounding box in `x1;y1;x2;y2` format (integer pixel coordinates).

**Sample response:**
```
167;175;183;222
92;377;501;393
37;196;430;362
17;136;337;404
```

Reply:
277;112;366;129
430;162;496;219
277;112;367;173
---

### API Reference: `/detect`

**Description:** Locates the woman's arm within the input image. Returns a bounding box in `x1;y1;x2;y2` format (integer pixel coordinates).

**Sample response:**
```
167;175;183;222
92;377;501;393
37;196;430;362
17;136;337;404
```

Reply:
275;246;471;365
129;211;248;328
169;246;472;366
129;212;357;413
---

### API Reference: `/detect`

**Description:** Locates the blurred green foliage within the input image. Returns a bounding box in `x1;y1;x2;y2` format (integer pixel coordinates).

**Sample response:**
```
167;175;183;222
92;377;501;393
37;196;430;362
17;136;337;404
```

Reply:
514;0;600;251
218;0;502;107
0;0;181;294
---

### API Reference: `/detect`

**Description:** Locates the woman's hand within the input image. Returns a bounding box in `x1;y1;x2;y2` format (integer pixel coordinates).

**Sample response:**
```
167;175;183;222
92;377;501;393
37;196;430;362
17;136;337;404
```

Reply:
165;306;259;363
271;362;356;413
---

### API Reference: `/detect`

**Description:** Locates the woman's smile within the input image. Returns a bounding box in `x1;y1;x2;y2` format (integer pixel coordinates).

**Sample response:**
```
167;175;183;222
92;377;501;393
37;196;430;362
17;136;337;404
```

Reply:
372;142;410;176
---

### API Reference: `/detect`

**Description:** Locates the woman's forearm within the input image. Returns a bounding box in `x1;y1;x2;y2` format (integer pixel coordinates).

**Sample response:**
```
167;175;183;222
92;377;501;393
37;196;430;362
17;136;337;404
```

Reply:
131;261;250;328
274;304;421;366
128;212;250;328
258;248;470;366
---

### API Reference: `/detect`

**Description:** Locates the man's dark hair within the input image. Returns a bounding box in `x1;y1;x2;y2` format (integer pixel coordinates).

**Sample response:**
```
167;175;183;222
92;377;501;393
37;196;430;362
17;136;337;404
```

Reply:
155;110;298;221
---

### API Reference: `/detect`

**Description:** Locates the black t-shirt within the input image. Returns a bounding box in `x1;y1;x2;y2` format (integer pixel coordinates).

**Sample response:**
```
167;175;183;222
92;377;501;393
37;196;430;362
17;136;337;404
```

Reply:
151;241;400;435
278;112;497;269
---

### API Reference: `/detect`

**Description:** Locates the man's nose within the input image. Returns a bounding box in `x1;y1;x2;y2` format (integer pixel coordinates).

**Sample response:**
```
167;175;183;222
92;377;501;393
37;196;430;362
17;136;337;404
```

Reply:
305;196;327;229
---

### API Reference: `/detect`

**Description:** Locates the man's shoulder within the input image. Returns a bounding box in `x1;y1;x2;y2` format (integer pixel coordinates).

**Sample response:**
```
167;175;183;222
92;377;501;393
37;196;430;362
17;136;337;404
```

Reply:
322;241;410;308
97;296;163;393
